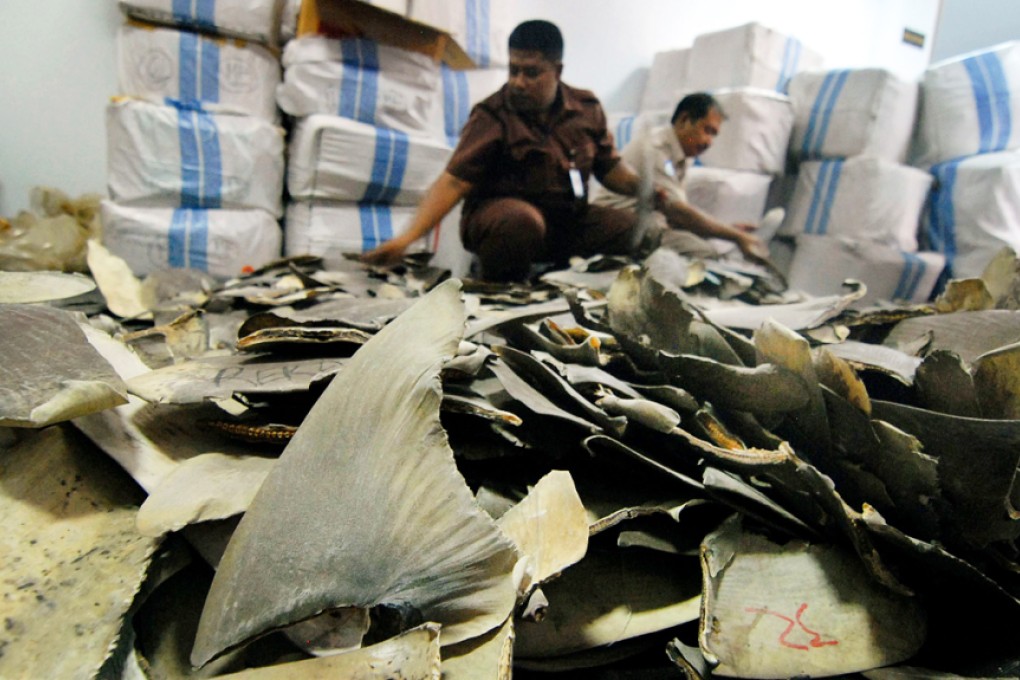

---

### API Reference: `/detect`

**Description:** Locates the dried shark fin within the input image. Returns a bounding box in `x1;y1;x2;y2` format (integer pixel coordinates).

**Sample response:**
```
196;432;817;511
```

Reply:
700;515;926;679
135;452;276;537
127;354;346;404
883;310;1020;366
191;280;519;666
441;617;514;680
915;349;982;417
0;304;128;427
754;319;832;463
973;341;1020;419
871;400;1020;549
496;470;589;598
217;622;442;679
0;426;158;680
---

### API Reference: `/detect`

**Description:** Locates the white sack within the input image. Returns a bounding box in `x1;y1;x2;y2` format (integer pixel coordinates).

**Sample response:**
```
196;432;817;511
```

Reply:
284;201;436;265
687;22;823;94
433;66;507;145
788;68;918;164
106;98;285;217
279;0;301;43
427;204;473;279
787;234;945;307
614;90;792;175
607;112;645;151
287;115;451;204
277;36;441;135
100;201;282;278
640;49;691;113
700;87;794;174
117;22;281;121
118;0;281;45
779;156;932;252
410;0;513;68
924;150;1020;280
685;166;772;226
914;41;1020;168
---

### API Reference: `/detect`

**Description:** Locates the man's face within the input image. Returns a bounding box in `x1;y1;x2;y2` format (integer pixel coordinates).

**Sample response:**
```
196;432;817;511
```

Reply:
507;49;562;113
674;107;723;157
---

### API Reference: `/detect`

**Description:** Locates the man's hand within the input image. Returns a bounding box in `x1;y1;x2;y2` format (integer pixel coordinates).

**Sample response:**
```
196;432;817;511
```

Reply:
652;185;672;212
733;224;768;261
361;236;411;267
358;171;472;268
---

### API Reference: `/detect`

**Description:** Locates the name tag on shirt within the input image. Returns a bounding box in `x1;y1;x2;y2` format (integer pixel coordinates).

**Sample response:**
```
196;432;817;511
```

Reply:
569;168;585;198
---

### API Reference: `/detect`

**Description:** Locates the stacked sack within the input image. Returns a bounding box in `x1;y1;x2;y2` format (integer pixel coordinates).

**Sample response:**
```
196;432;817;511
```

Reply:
278;0;510;279
915;41;1020;281
682;87;793;235
679;24;817;241
415;0;509;276
777;66;944;306
604;48;693;154
686;22;823;94
103;2;286;279
609;23;813;249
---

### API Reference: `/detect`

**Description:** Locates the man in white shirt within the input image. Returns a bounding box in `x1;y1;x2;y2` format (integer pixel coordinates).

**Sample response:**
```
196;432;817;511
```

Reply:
592;93;765;260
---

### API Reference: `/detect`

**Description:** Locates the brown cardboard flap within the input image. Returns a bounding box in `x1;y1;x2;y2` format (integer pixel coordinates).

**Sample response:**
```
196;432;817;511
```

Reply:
297;0;476;69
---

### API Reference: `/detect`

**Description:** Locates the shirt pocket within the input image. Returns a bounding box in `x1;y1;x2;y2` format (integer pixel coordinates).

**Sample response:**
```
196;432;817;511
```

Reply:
508;141;565;196
562;132;598;183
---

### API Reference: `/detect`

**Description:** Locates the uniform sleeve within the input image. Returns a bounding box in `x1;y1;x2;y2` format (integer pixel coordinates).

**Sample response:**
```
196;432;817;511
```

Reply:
590;104;622;183
445;106;503;185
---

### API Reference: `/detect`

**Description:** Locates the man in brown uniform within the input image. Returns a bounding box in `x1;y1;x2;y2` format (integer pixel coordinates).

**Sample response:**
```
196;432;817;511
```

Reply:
361;19;654;281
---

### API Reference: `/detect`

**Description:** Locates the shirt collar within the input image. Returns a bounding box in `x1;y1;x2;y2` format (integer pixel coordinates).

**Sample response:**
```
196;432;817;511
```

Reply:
500;82;580;119
653;124;687;163
558;83;584;114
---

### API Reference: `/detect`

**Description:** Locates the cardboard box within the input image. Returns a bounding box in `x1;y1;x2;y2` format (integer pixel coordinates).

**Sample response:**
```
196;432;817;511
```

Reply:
297;0;474;68
409;0;513;68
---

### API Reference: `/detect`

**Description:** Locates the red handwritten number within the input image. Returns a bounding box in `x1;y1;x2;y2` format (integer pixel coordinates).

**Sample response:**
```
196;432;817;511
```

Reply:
744;603;839;651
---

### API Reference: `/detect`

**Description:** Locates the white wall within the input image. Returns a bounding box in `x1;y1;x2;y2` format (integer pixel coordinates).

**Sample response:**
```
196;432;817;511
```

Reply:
508;0;941;112
931;0;1020;62
0;1;940;216
0;2;121;216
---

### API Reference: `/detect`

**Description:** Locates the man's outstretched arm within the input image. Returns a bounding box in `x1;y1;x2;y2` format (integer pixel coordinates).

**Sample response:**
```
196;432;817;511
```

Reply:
604;159;767;260
660;199;767;259
360;171;474;266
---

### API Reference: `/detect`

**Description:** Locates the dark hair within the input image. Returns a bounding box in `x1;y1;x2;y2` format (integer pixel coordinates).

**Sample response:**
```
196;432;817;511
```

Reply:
508;20;564;62
671;92;724;124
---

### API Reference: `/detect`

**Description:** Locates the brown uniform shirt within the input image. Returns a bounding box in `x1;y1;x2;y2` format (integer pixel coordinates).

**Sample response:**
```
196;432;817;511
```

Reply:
447;82;623;220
